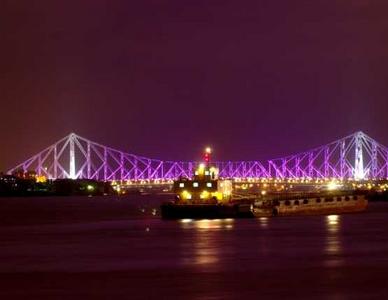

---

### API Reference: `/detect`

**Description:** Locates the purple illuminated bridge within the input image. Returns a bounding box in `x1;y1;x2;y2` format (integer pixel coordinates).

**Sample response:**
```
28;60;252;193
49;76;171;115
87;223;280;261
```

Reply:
7;131;388;181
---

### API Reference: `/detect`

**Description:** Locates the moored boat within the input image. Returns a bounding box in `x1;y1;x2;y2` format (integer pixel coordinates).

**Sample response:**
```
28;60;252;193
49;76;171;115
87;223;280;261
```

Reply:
252;193;368;217
161;147;253;219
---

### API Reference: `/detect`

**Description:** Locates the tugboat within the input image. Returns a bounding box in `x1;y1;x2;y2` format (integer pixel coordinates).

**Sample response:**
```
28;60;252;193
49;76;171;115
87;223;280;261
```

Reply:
160;148;253;219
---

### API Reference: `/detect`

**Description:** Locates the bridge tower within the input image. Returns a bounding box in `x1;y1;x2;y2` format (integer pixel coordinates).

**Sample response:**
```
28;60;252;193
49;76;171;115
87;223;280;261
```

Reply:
354;132;365;180
69;133;76;179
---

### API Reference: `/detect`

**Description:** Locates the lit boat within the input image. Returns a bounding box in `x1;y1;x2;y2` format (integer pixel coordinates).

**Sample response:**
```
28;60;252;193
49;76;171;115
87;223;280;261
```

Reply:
160;148;253;219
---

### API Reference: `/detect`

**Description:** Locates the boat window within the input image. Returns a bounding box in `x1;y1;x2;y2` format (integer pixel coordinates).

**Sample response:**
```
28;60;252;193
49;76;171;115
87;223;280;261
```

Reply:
353;195;358;200
294;200;299;205
207;182;212;188
345;196;350;201
325;198;334;202
285;200;291;206
193;182;199;187
336;197;342;202
179;183;184;188
316;198;321;203
303;199;309;204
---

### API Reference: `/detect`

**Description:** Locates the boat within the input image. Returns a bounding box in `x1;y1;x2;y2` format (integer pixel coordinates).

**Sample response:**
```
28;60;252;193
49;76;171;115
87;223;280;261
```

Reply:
252;193;368;217
160;148;368;219
160;148;253;219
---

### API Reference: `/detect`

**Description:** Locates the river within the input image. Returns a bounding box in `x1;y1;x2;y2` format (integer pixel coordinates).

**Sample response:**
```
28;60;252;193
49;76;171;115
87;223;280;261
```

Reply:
0;195;387;299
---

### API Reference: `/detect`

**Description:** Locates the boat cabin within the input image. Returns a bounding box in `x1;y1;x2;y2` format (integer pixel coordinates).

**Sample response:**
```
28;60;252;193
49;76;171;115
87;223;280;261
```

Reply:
173;148;232;204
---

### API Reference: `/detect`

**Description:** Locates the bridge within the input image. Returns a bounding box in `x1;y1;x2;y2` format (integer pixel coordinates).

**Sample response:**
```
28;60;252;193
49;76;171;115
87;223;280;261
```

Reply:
7;131;388;181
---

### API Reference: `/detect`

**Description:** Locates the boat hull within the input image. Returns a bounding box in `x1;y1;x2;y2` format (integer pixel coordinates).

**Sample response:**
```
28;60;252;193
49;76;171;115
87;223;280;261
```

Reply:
161;195;368;219
253;195;368;217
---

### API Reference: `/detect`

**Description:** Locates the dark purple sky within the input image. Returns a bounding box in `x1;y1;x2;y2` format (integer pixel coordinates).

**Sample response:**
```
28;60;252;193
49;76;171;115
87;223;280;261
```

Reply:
1;0;388;170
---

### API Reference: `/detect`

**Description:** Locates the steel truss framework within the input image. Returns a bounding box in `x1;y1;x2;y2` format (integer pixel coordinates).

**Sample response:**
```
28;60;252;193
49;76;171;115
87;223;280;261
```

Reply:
7;131;388;180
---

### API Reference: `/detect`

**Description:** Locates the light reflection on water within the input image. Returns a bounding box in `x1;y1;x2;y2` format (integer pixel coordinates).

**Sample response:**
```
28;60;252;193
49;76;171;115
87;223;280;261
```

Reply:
179;219;235;268
178;215;347;269
179;218;234;230
258;217;269;228
324;215;344;267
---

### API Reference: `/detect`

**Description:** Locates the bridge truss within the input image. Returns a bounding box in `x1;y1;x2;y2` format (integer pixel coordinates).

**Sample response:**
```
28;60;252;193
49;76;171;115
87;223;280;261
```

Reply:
7;131;388;181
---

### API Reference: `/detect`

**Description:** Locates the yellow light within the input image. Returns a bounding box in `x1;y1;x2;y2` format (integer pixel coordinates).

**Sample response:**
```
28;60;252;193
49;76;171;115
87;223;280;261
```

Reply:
181;190;192;200
209;167;218;175
36;175;47;183
200;190;210;199
205;147;212;154
196;164;206;176
180;219;193;223
327;181;342;191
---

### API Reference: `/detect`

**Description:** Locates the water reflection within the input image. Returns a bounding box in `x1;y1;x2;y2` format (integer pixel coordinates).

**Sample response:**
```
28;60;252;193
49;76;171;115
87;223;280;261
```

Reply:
179;219;234;269
257;217;270;256
327;215;339;228
180;219;193;224
258;217;269;228
324;215;344;267
179;218;234;230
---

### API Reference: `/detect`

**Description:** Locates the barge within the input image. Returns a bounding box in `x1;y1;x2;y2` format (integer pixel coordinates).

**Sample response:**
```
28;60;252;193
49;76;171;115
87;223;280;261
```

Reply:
252;193;368;217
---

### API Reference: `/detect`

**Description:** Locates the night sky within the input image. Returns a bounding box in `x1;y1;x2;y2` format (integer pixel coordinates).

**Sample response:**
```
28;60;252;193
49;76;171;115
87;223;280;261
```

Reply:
1;1;388;170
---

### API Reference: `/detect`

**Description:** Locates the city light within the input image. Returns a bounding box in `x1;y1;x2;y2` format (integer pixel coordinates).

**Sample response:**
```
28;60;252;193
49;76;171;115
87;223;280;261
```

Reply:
327;181;342;191
200;190;209;199
181;190;192;200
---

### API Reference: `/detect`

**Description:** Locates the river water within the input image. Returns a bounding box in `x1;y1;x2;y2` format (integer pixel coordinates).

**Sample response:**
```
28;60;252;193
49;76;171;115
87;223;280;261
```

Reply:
0;196;388;299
